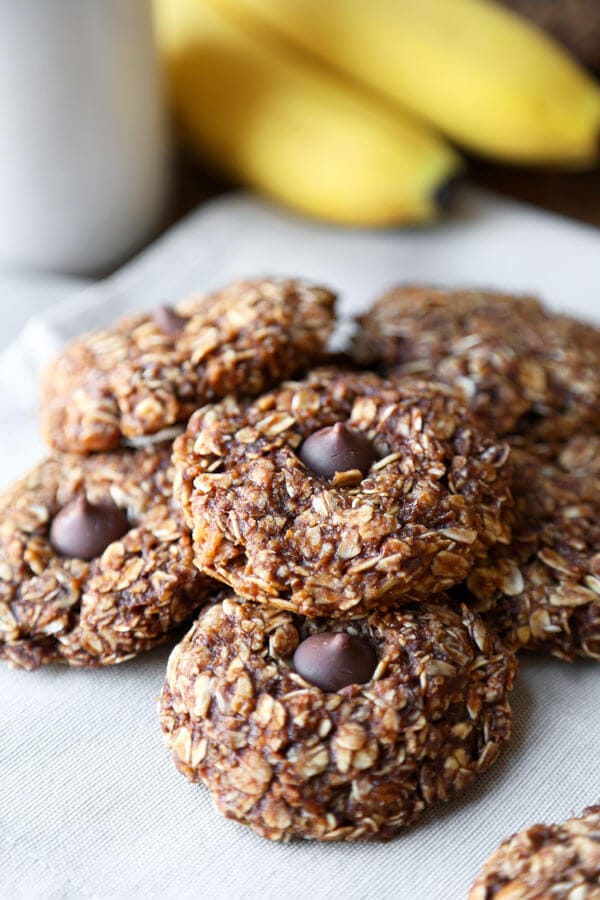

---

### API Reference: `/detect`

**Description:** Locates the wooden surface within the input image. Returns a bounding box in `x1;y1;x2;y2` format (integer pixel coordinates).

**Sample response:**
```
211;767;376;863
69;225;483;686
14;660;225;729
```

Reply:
471;160;600;228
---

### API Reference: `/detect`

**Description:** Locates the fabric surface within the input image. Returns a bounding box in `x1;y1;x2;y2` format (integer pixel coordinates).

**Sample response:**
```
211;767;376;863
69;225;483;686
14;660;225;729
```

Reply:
1;188;600;900
0;270;89;352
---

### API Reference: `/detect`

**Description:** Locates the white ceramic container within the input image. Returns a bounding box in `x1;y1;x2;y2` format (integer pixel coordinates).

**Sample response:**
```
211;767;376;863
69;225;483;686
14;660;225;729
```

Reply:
0;0;171;273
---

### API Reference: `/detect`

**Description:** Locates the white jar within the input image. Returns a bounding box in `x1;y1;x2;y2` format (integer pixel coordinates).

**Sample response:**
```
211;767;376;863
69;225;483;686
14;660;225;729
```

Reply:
0;0;171;274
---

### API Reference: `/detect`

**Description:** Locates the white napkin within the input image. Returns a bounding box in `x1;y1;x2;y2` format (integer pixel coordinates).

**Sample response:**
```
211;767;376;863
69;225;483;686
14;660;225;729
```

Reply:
2;189;600;900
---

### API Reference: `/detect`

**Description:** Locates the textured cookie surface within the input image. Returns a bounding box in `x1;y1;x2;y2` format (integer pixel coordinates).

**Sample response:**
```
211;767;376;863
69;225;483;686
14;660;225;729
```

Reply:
354;285;600;443
173;369;512;617
40;278;336;452
0;444;215;669
160;596;517;842
468;441;600;661
469;805;600;899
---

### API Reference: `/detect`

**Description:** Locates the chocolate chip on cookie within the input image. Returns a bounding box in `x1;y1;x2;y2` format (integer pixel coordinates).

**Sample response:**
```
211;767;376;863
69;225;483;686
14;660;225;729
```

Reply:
50;495;129;560
0;443;217;670
293;631;377;691
160;596;517;841
153;305;188;336
299;422;377;480
173;368;512;617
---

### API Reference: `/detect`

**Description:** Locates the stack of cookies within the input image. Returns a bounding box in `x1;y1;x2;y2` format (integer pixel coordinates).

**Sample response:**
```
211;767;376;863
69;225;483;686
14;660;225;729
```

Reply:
162;366;516;840
2;279;599;873
0;279;334;669
355;286;600;664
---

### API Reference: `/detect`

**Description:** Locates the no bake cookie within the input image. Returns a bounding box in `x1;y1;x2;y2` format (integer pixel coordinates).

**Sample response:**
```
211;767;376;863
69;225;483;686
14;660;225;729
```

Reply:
354;286;600;443
160;595;517;842
0;443;215;670
40;278;336;452
468;443;600;661
469;805;600;899
173;369;513;617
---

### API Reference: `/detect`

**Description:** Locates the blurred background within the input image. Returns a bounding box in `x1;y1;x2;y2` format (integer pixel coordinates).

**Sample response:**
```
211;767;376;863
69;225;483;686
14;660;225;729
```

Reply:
1;0;600;283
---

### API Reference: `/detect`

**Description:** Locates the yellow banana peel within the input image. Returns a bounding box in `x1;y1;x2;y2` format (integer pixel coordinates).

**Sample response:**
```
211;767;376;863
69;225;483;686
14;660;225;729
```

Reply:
153;0;461;226
213;0;600;166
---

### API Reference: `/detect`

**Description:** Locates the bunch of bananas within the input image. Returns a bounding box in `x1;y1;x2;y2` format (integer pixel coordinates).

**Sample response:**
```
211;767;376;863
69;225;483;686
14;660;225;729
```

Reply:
153;0;600;226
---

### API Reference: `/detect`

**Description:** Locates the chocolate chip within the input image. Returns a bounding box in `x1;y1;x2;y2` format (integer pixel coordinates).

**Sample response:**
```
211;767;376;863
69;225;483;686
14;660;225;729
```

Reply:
153;305;188;335
293;632;377;691
49;496;129;560
299;422;376;479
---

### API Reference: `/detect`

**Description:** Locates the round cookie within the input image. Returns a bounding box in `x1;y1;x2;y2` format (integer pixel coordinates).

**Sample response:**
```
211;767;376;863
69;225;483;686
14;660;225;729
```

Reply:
469;805;600;899
354;285;600;442
173;369;513;617
0;443;216;670
40;278;336;453
467;446;600;661
160;596;517;842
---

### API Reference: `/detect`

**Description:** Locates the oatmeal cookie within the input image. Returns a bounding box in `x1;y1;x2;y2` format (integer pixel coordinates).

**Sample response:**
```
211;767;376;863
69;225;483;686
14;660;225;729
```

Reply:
40;278;336;453
468;445;600;661
354;285;600;442
558;434;600;478
0;444;216;670
173;369;512;617
159;595;517;842
469;805;600;899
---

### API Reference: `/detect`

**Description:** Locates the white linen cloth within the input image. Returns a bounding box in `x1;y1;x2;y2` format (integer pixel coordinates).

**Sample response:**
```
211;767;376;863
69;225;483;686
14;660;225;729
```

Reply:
1;189;600;900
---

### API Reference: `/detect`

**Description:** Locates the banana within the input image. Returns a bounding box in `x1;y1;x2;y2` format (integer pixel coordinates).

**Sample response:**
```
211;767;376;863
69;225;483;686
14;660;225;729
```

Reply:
211;0;600;166
152;0;461;226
